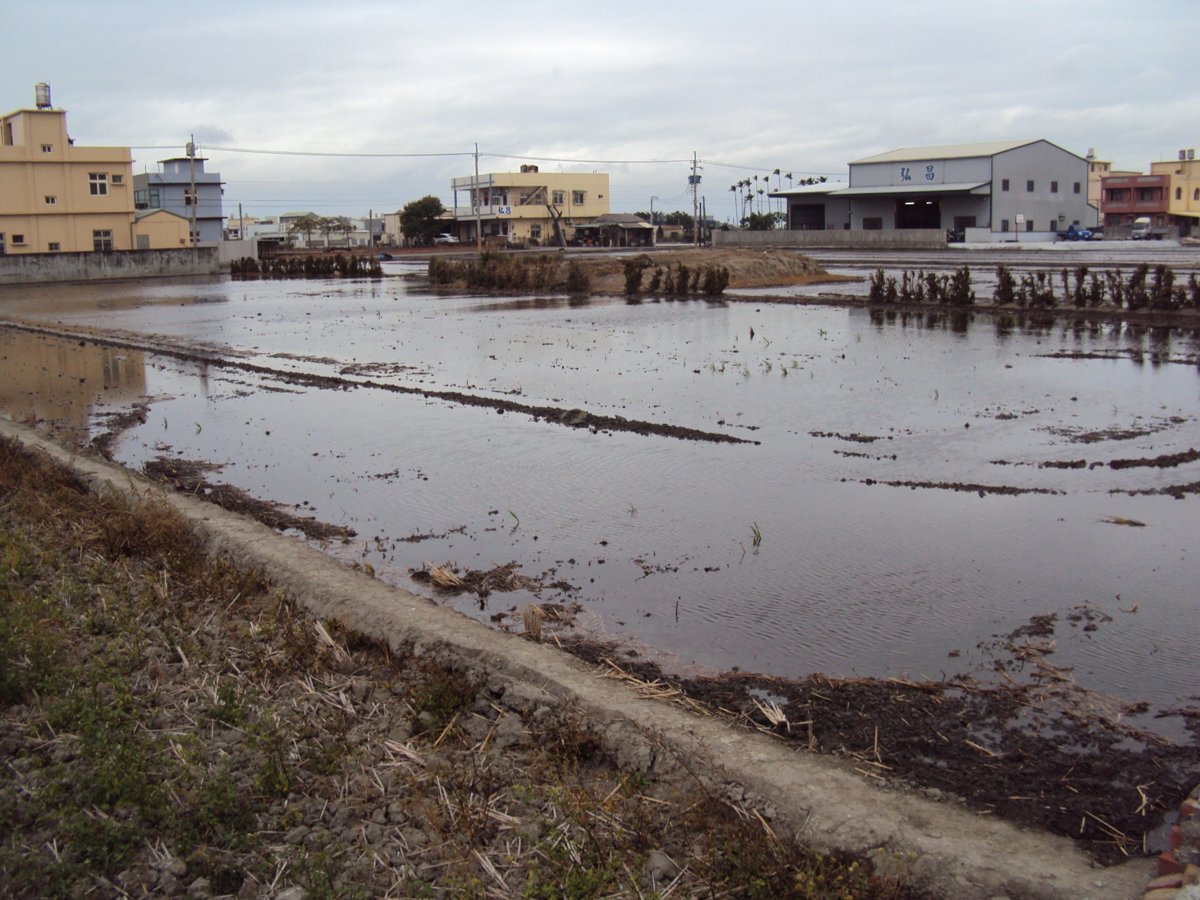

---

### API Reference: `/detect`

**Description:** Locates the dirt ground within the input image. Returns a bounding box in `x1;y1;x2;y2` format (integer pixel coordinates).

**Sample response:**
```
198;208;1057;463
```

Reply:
115;441;1200;869
0;433;921;899
561;635;1200;868
569;248;858;293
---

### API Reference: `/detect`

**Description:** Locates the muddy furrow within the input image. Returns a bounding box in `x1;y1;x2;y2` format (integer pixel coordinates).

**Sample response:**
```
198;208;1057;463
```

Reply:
0;320;758;445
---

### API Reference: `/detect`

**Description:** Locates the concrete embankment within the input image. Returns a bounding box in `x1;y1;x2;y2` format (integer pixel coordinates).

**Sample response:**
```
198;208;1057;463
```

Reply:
0;418;1157;899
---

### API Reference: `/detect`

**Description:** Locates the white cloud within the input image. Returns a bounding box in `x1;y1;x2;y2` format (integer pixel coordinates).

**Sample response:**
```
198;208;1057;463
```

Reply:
3;0;1197;216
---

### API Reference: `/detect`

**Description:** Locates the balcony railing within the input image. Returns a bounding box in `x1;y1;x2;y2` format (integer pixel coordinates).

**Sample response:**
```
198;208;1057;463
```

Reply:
1103;200;1167;214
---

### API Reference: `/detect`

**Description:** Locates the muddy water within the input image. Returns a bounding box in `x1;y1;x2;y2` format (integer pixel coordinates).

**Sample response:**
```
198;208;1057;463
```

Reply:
2;273;1198;726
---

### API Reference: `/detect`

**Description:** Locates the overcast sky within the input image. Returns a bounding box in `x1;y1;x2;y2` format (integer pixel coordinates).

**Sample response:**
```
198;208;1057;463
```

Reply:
4;0;1196;222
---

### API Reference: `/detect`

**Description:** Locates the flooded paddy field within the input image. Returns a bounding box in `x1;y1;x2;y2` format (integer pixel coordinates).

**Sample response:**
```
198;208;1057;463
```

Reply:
3;267;1199;736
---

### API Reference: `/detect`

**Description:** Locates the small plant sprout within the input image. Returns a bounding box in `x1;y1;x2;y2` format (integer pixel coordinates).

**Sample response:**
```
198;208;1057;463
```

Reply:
751;523;762;546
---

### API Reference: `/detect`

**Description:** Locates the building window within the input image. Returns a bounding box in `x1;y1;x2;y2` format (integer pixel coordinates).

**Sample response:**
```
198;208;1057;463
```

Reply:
89;173;108;195
572;190;585;205
1001;179;1009;191
93;229;114;252
1176;187;1183;200
134;188;160;210
1026;180;1035;192
1001;219;1009;232
184;190;197;206
111;174;123;185
1050;181;1059;193
1025;220;1034;232
44;195;56;205
48;242;60;252
41;143;53;153
12;234;25;245
529;224;542;239
1194;188;1199;201
1074;182;1081;194
551;190;565;205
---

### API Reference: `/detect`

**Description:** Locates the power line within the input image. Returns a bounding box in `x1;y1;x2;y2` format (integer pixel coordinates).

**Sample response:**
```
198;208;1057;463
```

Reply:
482;151;690;165
130;144;692;165
703;157;841;177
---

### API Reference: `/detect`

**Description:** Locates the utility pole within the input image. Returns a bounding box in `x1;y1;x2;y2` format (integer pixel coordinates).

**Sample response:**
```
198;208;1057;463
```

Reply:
187;135;197;247
691;151;700;246
474;143;482;255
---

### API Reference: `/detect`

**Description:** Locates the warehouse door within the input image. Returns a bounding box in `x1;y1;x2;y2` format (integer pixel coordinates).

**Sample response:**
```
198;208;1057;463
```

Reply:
789;203;825;230
895;198;940;229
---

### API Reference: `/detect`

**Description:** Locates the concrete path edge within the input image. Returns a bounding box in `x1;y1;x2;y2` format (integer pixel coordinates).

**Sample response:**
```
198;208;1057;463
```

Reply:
1;419;1155;900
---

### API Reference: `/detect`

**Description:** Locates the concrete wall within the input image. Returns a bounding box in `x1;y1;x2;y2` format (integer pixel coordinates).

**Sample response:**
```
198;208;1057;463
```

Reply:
0;247;221;284
713;228;946;249
217;239;257;263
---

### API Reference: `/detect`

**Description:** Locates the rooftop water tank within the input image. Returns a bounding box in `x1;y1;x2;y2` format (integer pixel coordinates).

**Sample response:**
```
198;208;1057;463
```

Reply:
35;82;51;109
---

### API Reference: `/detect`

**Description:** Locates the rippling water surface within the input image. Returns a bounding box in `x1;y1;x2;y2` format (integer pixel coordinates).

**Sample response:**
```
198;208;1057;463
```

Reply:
2;271;1197;722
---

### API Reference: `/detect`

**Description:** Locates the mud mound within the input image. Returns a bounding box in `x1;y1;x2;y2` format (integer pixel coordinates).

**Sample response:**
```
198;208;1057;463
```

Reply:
582;248;834;293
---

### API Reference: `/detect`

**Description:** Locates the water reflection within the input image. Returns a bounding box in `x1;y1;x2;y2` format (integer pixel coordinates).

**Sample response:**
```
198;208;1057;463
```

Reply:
866;307;1200;363
2;277;1200;726
0;330;146;439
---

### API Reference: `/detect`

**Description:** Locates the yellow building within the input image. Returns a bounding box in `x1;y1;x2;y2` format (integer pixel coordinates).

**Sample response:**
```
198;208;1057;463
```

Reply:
1151;149;1200;229
449;165;609;246
133;209;191;249
1;84;135;255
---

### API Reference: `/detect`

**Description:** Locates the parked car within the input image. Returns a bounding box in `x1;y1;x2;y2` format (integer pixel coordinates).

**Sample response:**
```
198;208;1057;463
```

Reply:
1057;224;1093;241
433;233;460;244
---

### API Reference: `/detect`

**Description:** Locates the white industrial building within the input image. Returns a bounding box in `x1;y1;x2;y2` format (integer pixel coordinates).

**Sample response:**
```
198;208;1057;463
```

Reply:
777;140;1095;242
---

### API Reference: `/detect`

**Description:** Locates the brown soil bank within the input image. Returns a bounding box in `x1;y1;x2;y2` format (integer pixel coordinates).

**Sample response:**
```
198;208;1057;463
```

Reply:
432;247;856;294
584;248;856;293
0;421;1164;899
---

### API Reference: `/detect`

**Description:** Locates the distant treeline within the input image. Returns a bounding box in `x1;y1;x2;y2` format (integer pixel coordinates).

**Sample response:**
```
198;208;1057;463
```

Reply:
230;255;383;279
869;265;1200;311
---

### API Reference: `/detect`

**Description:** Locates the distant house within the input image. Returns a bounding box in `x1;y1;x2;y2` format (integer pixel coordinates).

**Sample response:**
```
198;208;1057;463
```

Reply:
448;164;609;246
1084;150;1138;222
571;213;655;247
133;209;189;249
774;140;1094;241
1154;150;1200;233
133;154;225;245
0;84;136;254
1101;149;1200;237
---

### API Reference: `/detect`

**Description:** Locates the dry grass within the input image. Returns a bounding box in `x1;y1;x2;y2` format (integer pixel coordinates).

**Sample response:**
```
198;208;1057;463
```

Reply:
0;436;918;898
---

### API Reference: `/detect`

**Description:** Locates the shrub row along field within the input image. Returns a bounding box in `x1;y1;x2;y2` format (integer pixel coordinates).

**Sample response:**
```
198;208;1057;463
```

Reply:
230;254;384;279
0;436;915;899
622;257;731;297
870;264;1200;311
